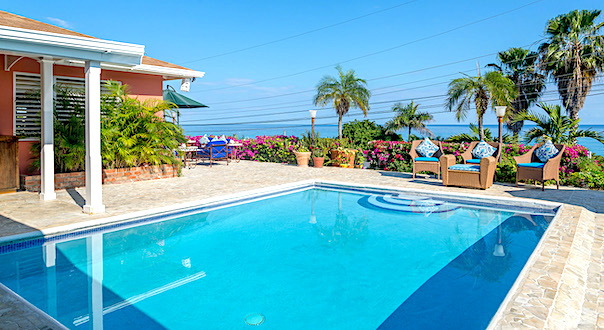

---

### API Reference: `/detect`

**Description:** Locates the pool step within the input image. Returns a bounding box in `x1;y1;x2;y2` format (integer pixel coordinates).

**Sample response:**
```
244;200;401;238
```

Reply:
366;195;459;214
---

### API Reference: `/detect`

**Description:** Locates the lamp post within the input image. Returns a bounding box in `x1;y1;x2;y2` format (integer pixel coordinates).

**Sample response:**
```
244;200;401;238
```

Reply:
495;106;506;163
309;110;317;143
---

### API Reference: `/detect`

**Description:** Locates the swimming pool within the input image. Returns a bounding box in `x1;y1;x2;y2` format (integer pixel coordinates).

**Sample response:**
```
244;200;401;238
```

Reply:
0;183;557;329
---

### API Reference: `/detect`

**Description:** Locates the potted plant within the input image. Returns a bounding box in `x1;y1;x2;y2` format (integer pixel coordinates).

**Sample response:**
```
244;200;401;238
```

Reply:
330;147;357;168
293;146;311;167
312;147;325;168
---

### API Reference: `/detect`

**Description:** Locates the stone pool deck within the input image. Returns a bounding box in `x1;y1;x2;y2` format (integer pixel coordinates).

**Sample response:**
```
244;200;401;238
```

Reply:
0;160;602;329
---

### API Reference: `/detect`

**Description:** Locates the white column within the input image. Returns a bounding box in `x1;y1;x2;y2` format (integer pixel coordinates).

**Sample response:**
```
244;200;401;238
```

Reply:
87;234;104;330
43;243;57;318
83;61;105;214
39;59;56;200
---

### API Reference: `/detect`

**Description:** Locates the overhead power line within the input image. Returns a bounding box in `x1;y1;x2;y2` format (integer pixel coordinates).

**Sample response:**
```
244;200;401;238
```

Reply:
179;86;604;126
191;0;544;93
181;74;604;123
180;0;419;64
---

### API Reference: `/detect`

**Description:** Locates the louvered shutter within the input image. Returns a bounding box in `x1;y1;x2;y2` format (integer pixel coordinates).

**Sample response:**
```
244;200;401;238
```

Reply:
14;73;113;139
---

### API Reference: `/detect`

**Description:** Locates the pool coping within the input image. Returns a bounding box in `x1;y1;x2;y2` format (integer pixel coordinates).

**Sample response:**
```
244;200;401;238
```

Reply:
0;179;571;328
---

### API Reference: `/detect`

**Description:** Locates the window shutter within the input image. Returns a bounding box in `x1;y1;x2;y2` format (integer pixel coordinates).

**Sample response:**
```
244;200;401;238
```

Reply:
14;73;113;139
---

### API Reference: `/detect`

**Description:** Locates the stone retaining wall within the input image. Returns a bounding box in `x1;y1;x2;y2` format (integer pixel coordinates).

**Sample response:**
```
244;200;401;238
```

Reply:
20;164;179;192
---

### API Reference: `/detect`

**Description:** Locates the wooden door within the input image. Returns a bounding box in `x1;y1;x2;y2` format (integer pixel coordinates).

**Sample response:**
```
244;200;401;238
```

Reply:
0;136;19;193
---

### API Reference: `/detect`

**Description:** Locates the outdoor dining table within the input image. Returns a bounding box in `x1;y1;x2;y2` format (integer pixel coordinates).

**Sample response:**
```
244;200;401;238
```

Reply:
178;145;200;169
227;142;242;162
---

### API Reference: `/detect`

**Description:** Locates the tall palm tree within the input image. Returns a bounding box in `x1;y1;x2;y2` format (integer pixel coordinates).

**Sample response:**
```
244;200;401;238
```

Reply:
512;103;604;144
488;48;545;139
314;66;371;139
539;10;604;130
384;101;433;141
446;70;517;141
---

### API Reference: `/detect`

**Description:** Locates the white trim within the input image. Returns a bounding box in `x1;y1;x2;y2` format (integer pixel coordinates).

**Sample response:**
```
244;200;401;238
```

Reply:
0;25;144;65
57;60;205;79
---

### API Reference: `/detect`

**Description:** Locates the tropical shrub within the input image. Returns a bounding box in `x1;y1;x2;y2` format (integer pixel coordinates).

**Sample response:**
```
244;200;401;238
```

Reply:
32;82;185;172
100;82;185;169
343;120;385;148
31;86;87;172
566;171;604;190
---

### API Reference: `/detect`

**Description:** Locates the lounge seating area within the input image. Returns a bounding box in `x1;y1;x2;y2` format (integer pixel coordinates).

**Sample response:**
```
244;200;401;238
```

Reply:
406;138;566;191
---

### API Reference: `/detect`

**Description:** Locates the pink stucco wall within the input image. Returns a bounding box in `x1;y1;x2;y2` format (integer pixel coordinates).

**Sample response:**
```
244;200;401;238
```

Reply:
0;56;165;175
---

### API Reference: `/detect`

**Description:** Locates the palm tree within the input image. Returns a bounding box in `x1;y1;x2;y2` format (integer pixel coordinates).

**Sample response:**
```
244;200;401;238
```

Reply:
488;48;545;139
512;103;604;144
384;101;433;141
539;10;604;131
314;66;371;139
446;69;517;141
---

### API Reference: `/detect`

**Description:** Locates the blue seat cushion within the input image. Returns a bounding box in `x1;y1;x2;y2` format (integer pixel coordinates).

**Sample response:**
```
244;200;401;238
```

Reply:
517;162;545;168
466;159;481;164
448;164;480;172
415;157;439;162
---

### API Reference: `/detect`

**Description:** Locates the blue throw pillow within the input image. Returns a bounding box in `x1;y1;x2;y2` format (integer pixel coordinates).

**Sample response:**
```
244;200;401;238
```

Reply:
471;141;496;159
535;140;559;162
416;138;439;157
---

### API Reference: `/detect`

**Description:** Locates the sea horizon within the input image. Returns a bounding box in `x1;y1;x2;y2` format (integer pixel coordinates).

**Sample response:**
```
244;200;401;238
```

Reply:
184;124;604;156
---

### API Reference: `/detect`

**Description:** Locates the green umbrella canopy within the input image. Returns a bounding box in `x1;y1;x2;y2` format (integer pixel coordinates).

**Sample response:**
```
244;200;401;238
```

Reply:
163;85;208;108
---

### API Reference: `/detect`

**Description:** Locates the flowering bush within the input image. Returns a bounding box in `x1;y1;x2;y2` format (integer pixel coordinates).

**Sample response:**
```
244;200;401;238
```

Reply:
239;135;299;164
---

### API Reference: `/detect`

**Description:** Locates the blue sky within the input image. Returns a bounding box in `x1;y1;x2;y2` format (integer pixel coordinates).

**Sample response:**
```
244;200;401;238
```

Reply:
6;0;604;132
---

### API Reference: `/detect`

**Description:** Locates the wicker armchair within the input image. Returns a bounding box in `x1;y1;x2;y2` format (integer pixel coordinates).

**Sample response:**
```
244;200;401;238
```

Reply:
514;143;565;191
461;141;501;164
409;140;444;179
440;155;497;189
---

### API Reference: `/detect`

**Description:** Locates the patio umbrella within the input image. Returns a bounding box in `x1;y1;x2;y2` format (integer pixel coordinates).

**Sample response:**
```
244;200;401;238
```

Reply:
163;85;208;124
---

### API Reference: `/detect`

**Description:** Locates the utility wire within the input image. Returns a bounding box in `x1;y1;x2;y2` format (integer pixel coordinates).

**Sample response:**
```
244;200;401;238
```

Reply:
181;77;604;123
188;91;604;133
181;0;419;64
191;0;544;93
181;60;603;121
180;86;604;126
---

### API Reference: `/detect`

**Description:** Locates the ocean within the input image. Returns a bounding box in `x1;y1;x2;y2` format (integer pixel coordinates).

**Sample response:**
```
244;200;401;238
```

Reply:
184;124;604;156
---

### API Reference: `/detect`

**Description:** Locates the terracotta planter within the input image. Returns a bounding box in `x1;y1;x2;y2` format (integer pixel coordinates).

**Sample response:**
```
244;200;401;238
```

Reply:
294;151;312;167
329;149;357;167
312;157;324;168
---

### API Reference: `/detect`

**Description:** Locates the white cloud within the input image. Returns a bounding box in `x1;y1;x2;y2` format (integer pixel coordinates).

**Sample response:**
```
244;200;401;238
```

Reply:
46;17;72;28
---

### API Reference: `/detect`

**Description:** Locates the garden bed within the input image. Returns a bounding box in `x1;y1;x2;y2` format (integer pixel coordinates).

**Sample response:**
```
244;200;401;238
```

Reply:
20;164;179;192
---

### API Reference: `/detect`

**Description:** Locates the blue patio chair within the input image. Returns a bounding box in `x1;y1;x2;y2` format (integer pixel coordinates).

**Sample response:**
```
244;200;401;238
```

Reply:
197;140;229;167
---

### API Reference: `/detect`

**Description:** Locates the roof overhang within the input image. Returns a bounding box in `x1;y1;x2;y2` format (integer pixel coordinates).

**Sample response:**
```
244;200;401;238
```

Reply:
0;25;144;65
51;59;206;80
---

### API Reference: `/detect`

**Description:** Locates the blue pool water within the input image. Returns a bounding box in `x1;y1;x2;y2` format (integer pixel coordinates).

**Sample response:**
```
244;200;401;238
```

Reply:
0;188;553;329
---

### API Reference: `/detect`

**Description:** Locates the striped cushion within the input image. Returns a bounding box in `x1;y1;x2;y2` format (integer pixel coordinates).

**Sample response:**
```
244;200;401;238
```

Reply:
415;157;439;162
466;159;481;164
448;164;480;172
